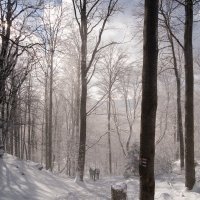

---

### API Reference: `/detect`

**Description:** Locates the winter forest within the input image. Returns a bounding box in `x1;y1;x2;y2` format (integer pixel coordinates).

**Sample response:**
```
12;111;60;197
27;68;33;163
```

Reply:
1;0;200;199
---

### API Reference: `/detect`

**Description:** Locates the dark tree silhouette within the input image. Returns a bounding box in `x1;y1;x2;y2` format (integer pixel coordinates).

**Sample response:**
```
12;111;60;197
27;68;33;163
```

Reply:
139;0;159;200
184;0;195;190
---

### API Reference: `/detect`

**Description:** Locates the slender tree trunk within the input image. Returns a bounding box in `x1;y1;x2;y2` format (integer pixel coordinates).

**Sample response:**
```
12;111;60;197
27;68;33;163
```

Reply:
107;87;112;175
112;100;126;157
14;98;18;157
13;84;20;158
10;103;14;155
1;81;6;146
77;62;87;181
168;34;184;169
176;66;184;169
20;116;23;159
17;90;21;158
22;99;27;160
184;0;195;190
57;127;61;172
5;102;10;153
124;92;133;153
0;80;5;110
27;80;31;160
48;53;54;171
31;113;36;161
139;1;158;200
70;87;76;177
41;111;45;164
45;72;49;169
75;62;80;174
126;124;133;153
77;3;87;180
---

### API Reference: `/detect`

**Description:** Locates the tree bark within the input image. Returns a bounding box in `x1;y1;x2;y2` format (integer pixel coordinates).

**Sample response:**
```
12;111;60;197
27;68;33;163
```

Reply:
76;2;87;181
184;0;195;190
139;1;158;200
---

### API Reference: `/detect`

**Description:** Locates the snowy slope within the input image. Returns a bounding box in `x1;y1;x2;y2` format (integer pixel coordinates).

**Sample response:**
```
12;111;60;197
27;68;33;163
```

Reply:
0;154;200;200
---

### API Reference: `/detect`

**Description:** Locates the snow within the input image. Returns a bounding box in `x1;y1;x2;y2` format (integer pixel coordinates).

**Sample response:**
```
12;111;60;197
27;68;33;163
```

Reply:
1;154;200;199
111;182;127;192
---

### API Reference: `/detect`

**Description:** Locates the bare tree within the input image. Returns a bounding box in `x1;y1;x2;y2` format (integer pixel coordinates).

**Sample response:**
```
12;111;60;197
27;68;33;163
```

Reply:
37;1;66;170
159;0;184;169
0;0;41;102
0;0;42;148
72;0;119;181
118;68;141;153
97;45;128;174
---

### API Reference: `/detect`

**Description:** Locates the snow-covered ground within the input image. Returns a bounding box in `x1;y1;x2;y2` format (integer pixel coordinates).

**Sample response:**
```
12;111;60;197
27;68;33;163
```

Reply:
0;154;200;200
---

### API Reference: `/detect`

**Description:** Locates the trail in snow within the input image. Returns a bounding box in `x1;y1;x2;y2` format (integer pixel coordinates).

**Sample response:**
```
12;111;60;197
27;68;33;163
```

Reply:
1;154;200;200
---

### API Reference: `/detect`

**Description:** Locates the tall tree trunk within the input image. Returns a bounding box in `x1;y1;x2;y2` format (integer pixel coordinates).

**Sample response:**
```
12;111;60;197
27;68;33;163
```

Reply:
10;101;14;155
184;0;195;190
5;102;10;153
0;80;5;110
139;1;158;200
175;62;184;170
27;80;31;160
1;81;6;146
48;53;54;171
14;98;18;157
45;72;49;169
77;59;87;181
73;65;80;176
41;111;45;164
31;113;36;161
108;87;112;175
22;98;27;160
77;2;87;181
17;90;21;158
70;86;76;177
168;34;184;169
19;115;23;159
75;62;80;173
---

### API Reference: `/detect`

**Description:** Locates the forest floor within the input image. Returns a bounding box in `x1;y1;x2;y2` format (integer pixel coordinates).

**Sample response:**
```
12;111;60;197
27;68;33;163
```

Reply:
0;154;200;200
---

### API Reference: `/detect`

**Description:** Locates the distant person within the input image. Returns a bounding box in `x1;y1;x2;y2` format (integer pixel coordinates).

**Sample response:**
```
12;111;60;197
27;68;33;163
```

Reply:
95;168;100;180
89;167;95;180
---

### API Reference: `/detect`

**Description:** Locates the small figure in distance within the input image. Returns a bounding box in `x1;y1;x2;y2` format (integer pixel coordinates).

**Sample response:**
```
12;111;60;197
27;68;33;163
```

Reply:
89;167;95;181
95;168;100;180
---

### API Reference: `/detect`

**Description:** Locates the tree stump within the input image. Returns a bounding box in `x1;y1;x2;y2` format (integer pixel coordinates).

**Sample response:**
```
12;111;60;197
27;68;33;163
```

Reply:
111;182;127;200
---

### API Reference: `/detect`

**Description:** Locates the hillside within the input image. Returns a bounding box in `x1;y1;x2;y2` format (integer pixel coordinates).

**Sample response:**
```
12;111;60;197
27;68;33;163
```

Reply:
1;154;200;199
